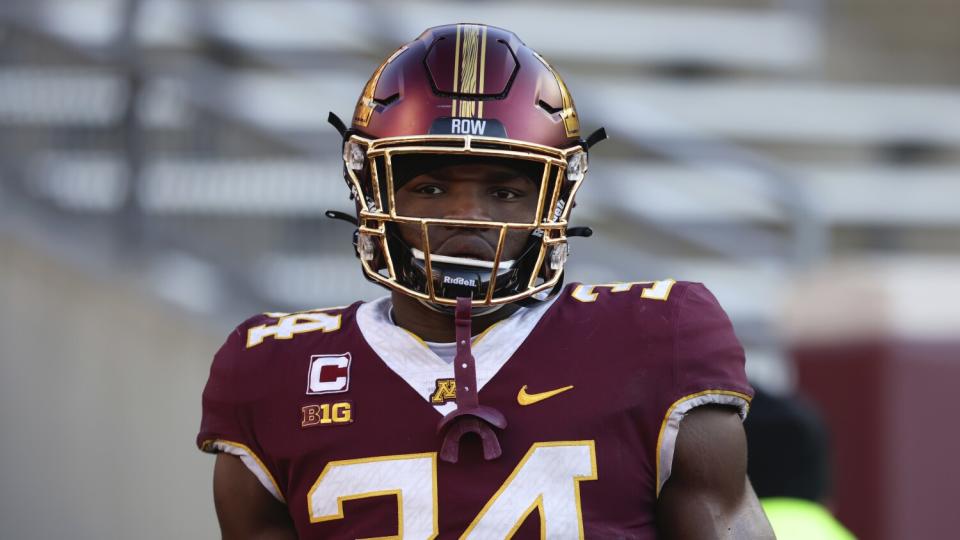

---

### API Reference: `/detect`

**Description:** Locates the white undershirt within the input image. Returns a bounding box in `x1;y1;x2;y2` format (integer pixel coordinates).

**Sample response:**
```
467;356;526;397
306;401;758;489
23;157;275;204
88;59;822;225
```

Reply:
388;307;460;363
423;340;458;364
388;306;512;364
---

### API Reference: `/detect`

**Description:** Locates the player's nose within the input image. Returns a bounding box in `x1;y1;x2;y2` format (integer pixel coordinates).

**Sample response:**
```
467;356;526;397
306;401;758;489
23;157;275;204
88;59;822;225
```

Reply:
442;186;491;222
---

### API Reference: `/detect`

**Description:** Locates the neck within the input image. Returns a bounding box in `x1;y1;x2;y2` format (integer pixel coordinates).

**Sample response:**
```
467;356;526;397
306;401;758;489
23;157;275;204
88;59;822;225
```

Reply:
390;292;522;342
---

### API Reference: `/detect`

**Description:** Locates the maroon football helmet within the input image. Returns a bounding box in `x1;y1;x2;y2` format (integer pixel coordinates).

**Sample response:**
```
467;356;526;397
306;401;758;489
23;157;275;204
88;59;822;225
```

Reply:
331;23;603;308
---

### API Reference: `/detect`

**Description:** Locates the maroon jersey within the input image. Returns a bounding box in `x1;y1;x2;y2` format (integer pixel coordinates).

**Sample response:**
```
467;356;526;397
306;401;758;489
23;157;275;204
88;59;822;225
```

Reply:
197;280;752;539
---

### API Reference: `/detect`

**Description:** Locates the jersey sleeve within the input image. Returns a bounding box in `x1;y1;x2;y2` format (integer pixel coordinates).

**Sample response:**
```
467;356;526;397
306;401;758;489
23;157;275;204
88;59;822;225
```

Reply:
655;282;754;495
196;323;286;502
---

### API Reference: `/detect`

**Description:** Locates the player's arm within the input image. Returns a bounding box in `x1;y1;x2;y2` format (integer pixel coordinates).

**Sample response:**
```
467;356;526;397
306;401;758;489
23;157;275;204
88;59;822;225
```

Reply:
213;453;297;540
656;405;775;540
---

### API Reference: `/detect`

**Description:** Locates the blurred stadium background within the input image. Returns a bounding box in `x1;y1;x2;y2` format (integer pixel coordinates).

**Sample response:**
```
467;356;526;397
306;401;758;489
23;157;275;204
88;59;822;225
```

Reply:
1;0;958;538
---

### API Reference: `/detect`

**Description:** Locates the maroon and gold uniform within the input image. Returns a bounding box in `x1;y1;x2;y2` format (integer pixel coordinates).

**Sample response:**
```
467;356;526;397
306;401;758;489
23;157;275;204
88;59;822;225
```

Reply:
197;280;751;539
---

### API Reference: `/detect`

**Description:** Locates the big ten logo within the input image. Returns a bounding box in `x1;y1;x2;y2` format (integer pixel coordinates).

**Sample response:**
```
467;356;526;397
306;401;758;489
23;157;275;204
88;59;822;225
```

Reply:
302;401;353;428
307;353;351;394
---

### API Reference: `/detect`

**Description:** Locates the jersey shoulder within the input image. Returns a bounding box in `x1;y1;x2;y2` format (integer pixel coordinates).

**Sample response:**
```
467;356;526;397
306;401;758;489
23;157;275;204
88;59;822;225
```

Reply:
559;279;711;319
553;279;747;392
238;303;358;352
207;303;361;393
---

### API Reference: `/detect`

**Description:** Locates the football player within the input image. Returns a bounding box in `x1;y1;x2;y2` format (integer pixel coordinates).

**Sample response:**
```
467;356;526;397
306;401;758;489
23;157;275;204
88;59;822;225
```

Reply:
198;24;775;539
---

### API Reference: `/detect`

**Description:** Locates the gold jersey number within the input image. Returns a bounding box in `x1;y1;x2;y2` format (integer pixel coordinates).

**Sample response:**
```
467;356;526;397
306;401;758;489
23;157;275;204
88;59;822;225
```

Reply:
307;441;597;539
571;279;676;303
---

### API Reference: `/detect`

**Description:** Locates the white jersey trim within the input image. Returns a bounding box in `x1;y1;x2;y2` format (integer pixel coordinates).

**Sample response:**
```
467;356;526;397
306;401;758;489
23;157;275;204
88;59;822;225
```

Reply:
356;295;559;416
207;440;285;502
655;391;751;497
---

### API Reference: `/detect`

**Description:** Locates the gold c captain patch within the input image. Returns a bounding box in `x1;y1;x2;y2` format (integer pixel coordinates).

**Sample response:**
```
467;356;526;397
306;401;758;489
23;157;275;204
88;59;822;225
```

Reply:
431;378;457;405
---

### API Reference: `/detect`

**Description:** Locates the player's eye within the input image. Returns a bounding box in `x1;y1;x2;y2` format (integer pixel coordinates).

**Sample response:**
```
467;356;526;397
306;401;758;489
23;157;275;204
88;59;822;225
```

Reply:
490;188;523;200
411;184;445;196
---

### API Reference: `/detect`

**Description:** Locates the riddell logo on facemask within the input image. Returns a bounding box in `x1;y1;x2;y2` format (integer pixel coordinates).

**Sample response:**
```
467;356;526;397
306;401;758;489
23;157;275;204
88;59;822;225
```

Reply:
552;199;566;221
443;275;477;287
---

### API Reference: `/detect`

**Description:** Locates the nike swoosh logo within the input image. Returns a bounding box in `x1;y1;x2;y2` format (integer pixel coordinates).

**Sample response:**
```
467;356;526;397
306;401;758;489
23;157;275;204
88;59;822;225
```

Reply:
517;384;574;406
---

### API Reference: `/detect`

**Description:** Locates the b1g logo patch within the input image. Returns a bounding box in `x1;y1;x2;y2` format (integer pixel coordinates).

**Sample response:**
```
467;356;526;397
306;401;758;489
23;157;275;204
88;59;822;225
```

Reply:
307;353;351;395
301;401;353;428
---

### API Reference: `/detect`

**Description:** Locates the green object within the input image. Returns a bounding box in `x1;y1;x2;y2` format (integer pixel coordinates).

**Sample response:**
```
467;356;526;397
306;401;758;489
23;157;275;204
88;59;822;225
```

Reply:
761;498;856;540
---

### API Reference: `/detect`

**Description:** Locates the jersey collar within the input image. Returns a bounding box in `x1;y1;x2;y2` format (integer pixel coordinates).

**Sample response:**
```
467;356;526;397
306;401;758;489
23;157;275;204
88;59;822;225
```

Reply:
356;295;558;415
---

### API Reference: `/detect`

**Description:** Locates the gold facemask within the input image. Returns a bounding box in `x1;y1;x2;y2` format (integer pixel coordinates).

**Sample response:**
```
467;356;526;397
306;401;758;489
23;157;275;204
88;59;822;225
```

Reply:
341;133;589;308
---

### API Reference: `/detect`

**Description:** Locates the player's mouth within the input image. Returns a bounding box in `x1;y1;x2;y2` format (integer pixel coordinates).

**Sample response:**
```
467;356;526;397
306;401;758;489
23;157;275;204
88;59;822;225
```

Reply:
412;232;518;270
433;233;497;261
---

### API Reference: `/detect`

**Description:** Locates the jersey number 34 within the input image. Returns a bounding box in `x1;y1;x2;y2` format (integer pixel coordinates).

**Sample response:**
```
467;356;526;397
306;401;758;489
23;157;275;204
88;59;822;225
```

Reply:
307;441;597;539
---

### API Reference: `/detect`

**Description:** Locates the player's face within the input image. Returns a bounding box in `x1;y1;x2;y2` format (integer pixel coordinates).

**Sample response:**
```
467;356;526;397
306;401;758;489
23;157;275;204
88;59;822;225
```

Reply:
394;160;541;261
